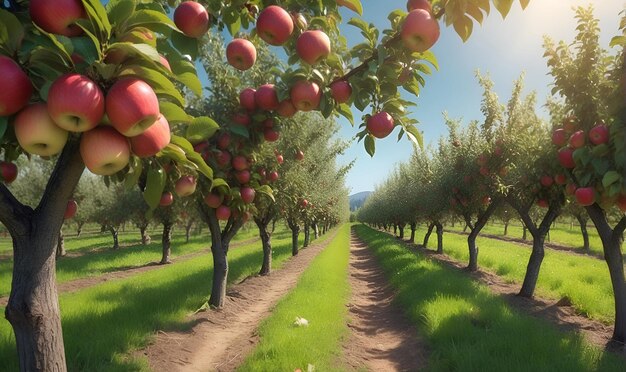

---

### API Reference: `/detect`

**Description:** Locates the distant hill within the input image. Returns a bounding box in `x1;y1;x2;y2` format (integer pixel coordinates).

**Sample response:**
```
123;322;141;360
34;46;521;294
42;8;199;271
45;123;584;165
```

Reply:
349;191;371;211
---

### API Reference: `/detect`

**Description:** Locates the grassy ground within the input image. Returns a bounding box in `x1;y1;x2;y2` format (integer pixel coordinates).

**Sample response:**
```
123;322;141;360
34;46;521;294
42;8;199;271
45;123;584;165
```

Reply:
355;225;623;372
413;227;614;323
0;226;260;297
0;226;320;371
237;224;350;372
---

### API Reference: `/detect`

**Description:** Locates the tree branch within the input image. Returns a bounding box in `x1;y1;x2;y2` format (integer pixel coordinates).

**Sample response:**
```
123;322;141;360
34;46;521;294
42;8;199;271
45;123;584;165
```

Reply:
0;183;31;236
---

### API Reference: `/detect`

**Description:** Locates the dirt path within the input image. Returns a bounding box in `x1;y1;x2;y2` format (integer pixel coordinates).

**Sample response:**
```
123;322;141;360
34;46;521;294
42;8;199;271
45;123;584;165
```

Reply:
341;230;427;371
138;231;338;372
0;237;259;308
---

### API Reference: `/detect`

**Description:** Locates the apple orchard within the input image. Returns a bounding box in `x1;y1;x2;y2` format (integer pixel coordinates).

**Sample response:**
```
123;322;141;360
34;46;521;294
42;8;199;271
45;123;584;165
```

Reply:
3;0;625;371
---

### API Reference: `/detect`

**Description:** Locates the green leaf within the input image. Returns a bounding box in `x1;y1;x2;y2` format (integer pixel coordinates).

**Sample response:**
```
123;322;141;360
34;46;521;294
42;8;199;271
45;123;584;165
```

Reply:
519;0;530;10
405;124;423;149
106;0;136;27
71;37;100;65
602;171;621;188
229;124;250;139
453;15;473;42
125;9;177;34
493;0;514;18
348;18;371;35
186;116;219;144
364;135;375;157
143;166;166;210
171;32;199;61
0;9;24;54
160;101;191;124
124;156;143;189
171;135;213;180
117;63;185;106
257;185;275;202
339;0;363;15
211;178;230;192
82;0;112;41
169;58;202;97
159;143;188;163
337;103;354;126
610;35;626;48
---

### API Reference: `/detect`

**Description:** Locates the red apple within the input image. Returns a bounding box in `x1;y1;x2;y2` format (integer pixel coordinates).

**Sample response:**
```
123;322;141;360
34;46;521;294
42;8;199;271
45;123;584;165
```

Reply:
494;146;503;157
301;199;309;208
330;80;352;104
175;175;197;197
235;170;251;184
232;155;248;171
296;30;331;65
217;132;231;150
80;126;130;175
554;174;567;185
540;176;554;187
0;56;33;116
216;205;231;220
276;154;284;164
216;150;231;167
569;130;585;149
295;150;304;161
589;124;609;145
174;1;210;38
240;186;256;204
106;78;160;137
130;115;171;158
264;128;280;142
400;9;440;52
616;194;626;212
268;170;279;181
29;0;86;37
558;147;576;169
537;199;549;208
575;187;595;206
160;192;174;207
239;88;257;110
204;193;223;208
255;84;279;110
366;112;395;139
263;119;275;129
565;183;577;196
47;73;105;132
232;112;251;126
407;0;432;12
276;99;297;118
256;5;294;46
64;200;78;219
0;162;18;183
290;81;321;112
226;38;257;71
258;168;267;178
14;103;69;156
551;128;567;147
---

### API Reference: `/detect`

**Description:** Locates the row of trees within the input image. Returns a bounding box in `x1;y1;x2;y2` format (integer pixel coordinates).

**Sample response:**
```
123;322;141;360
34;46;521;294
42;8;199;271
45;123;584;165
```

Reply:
359;6;626;343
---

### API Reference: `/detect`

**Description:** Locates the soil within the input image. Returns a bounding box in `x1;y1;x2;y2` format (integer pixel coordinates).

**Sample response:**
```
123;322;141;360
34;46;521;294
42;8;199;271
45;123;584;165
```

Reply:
340;230;428;371
138;231;338;372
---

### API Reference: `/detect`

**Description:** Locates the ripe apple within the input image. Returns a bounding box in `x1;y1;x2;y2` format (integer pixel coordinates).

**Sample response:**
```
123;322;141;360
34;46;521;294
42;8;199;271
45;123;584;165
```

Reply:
159;55;172;72
554;174;567;185
217;132;231;150
256;5;294;46
330;80;352;104
47;73;105;132
64;200;78;219
0;162;18;183
295;150;304;161
226;38;257;71
366;112;395;139
616;194;626;212
557;147;576;169
80;126;130;175
216;205;231;220
258;168;266;178
569;130;585;149
494;146;503;156
301;199;309;208
174;1;210;38
400;9;440;52
536;199;549;208
160;192;174;207
263;128;280;142
14;103;69;156
296;30;331;65
407;0;432;12
239;88;257;110
565;183;577;195
216;150;231;167
175;175;197;197
235;170;251;184
276;154;284;164
276;99;297;118
29;0;86;37
589;124;609;145
232;155;248;171
232;112;251;127
575;187;595;206
551;128;567;146
255;84;279;110
263;119;275;129
240;186;256;204
290;81;322;112
268;170;279;182
106;78;160;137
121;27;157;47
540;176;554;187
0;56;33;116
204;193;223;208
130;115;171;158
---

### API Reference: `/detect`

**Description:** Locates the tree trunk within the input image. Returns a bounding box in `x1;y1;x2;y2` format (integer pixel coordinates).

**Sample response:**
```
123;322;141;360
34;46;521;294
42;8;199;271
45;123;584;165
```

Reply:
436;222;443;254
185;221;193;243
576;214;590;252
463;224;468;233
160;223;173;264
422;223;434;248
312;221;319;239
409;222;416;243
465;201;499;271
504;221;509;236
256;219;272;276
56;230;65;258
76;222;84;237
288;221;300;256
398;224;405;239
522;224;527;240
518;234;546;297
467;231;479;271
303;222;310;247
140;224;151;245
109;226;119;250
393;224;397;236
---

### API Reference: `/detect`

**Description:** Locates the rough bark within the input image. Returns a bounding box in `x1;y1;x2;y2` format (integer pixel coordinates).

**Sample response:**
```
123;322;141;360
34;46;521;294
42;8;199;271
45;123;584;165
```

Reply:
56;230;65;258
422;222;434;248
435;222;443;254
109;226;119;250
398;224;405;239
303;222;310;247
503;221;509;236
409;222;416;243
2;139;84;372
575;214;590;252
160;223;173;264
185;221;193;243
140;224;151;245
312;221;319;239
76;222;84;237
522;224;527;240
255;218;272;276
393;224;397;236
287;219;300;256
465;201;500;271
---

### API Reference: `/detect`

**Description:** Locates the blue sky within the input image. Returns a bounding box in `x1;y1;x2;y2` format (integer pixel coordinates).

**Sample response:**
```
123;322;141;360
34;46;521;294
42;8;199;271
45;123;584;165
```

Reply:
336;0;623;194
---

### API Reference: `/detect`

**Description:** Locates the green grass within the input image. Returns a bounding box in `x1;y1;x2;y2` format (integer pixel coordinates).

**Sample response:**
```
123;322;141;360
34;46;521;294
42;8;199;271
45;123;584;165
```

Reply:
0;226;320;371
238;224;350;372
355;225;623;372
417;228;615;323
0;226;261;297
